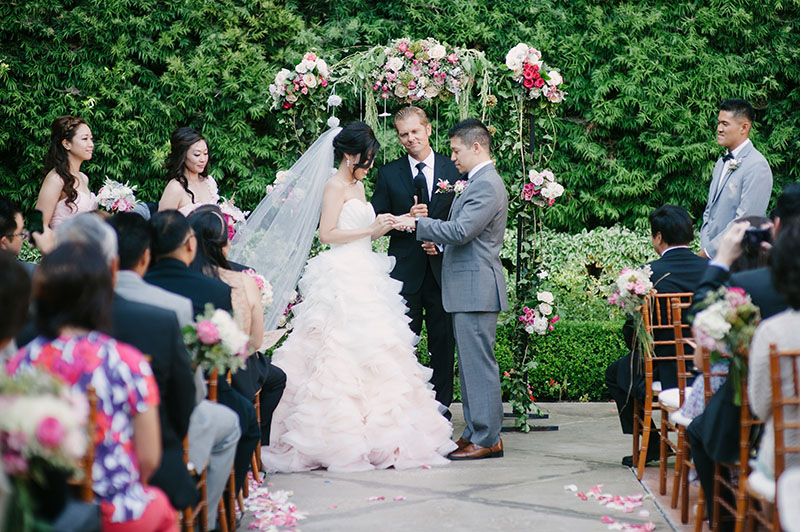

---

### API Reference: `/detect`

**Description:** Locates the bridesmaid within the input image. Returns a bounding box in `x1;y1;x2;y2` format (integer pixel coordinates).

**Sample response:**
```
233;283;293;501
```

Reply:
34;115;98;251
158;127;219;215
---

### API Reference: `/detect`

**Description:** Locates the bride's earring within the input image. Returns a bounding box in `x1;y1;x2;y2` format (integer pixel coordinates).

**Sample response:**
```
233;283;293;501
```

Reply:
346;159;351;168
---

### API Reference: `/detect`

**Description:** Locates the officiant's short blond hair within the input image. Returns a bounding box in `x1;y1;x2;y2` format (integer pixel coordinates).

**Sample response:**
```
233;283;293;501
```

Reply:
393;106;429;129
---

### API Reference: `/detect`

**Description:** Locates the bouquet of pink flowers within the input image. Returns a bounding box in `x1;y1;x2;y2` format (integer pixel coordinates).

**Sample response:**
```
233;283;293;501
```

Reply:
521;169;565;207
218;196;249;240
608;265;656;361
505;43;567;104
183;304;250;374
692;286;761;404
243;268;274;310
268;52;330;110
518;291;559;336
96;177;137;213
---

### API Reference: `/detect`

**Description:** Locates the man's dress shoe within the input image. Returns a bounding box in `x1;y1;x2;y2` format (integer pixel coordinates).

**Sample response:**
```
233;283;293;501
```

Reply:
454;437;471;451
448;438;503;460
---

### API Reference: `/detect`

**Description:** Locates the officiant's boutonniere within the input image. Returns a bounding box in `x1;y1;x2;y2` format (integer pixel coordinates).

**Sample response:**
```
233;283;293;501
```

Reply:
435;179;468;197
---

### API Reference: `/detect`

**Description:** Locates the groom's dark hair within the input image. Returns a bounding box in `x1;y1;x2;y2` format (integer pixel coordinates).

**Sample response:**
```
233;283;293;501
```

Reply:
649;204;693;246
719;98;755;124
149;209;191;260
449;119;491;153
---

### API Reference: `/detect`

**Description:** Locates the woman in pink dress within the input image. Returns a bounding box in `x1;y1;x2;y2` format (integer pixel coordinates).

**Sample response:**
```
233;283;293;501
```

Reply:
34;116;98;252
158;127;219;215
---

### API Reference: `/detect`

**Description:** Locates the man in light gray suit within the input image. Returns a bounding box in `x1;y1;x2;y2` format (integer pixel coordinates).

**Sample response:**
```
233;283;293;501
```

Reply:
699;98;772;259
397;119;508;460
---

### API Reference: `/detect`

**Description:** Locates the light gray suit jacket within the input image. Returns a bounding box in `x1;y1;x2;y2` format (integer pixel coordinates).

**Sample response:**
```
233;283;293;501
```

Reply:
115;270;194;328
416;162;508;313
699;141;772;258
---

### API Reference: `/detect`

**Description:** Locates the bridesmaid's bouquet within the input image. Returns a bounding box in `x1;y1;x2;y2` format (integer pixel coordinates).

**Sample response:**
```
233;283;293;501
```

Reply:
96;177;137;213
183;304;250;374
218;196;249;240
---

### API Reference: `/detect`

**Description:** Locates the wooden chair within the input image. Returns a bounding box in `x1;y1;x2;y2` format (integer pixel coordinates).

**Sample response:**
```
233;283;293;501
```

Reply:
68;385;97;503
633;291;694;479
744;345;800;531
180;434;208;532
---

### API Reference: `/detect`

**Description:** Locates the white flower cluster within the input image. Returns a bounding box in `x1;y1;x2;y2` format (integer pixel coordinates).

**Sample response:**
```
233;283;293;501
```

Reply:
218;196;249;224
211;308;250;357
268;52;330;110
520;291;558;336
607;265;654;313
96;177;137;213
692;302;732;352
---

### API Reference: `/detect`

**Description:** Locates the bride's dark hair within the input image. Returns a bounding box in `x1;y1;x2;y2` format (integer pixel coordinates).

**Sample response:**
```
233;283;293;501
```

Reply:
164;126;209;204
332;122;380;170
187;204;231;279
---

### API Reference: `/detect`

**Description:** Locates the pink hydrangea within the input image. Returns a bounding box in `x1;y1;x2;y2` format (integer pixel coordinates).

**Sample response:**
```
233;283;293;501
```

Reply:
197;321;220;345
36;416;65;448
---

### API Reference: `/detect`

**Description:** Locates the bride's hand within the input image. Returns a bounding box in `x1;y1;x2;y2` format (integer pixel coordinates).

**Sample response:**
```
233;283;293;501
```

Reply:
371;213;396;238
393;215;416;232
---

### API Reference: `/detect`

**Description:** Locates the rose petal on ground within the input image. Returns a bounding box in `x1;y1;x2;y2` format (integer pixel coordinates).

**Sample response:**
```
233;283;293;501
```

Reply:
564;484;578;492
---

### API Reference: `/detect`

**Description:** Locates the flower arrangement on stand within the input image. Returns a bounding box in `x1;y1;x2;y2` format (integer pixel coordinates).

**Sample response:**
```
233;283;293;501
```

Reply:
0;367;89;530
96;177;137;213
183;303;250;374
692;286;761;405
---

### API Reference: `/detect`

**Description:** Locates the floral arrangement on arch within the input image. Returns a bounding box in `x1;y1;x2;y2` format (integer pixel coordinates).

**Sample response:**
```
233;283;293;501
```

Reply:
96;177;137;213
268;52;330;110
505;43;567;104
692;286;761;405
521;168;565;207
519;288;560;336
183;303;250;374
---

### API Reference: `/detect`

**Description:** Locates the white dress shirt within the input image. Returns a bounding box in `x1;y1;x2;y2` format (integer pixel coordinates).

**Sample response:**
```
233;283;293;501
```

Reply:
715;138;751;197
408;150;436;199
467;159;493;180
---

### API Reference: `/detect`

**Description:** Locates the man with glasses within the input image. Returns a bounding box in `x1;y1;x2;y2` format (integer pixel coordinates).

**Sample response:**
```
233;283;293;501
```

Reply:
0;197;35;275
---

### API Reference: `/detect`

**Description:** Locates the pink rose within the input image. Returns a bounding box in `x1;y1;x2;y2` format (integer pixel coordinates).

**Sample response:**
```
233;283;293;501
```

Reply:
534;78;545;88
2;452;28;474
282;102;292;109
404;51;414;59
633;280;646;295
408;81;416;90
447;53;458;64
398;42;408;52
608;293;619;305
549;315;560;323
412;59;419;65
381;91;389;99
321;78;328;87
197;321;220;345
301;87;309;95
547;198;555;206
521;183;535;201
36;417;65;448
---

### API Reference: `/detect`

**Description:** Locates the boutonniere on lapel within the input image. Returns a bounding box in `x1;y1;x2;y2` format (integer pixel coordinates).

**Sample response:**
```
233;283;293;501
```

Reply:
435;179;469;197
728;158;741;172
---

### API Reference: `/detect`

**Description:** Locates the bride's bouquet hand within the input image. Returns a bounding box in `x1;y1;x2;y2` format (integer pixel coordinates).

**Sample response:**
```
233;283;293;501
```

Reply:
371;213;396;238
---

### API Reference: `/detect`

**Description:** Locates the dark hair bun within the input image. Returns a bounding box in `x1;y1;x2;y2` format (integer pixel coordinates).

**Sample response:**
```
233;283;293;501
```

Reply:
332;122;380;170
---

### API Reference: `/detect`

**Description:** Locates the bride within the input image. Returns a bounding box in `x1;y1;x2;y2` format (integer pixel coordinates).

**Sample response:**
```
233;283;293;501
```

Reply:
237;122;456;473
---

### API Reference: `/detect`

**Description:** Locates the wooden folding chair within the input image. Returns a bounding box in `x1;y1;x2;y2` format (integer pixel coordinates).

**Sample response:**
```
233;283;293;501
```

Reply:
633;291;694;479
68;385;97;503
180;433;208;532
744;345;800;531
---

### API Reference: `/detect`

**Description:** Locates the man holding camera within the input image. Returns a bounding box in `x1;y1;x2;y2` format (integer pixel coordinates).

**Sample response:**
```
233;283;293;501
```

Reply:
699;98;773;259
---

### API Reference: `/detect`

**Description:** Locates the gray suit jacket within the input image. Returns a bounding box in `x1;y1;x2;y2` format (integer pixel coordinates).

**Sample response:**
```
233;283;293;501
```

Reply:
699;141;772;258
115;270;195;328
416;162;508;313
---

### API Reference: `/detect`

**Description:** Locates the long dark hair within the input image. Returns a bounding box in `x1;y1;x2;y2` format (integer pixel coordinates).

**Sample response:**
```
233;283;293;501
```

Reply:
332;121;380;171
33;242;113;338
187;205;231;278
43;115;88;210
164;127;209;204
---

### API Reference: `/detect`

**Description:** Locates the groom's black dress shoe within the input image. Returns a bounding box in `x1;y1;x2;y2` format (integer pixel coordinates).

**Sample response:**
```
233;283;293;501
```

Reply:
448;438;503;460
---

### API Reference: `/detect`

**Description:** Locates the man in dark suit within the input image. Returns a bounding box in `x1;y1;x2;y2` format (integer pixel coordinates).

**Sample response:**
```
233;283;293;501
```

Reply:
605;205;709;466
145;210;259;494
0;197;36;276
372;106;460;412
687;183;800;526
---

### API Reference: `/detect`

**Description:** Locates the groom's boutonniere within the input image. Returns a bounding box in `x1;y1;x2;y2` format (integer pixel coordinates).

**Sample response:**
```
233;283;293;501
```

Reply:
435;179;469;197
728;158;741;171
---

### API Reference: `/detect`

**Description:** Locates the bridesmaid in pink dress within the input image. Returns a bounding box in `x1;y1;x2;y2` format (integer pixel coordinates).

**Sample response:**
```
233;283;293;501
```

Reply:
34;115;98;252
158;127;219;216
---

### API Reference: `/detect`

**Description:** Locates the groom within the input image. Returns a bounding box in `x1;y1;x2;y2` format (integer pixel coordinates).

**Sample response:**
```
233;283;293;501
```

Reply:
397;118;508;460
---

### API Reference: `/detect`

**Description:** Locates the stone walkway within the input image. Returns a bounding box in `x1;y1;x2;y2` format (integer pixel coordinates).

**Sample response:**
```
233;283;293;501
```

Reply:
244;403;682;532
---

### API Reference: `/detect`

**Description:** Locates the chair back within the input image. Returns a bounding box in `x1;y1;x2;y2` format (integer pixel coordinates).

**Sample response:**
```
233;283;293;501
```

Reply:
768;345;800;481
641;291;694;395
699;346;731;406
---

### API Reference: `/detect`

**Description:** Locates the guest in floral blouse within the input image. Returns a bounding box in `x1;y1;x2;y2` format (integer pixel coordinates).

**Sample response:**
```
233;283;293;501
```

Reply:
7;242;177;532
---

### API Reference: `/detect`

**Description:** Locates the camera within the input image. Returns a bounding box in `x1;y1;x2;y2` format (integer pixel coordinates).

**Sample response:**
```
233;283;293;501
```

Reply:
742;227;771;255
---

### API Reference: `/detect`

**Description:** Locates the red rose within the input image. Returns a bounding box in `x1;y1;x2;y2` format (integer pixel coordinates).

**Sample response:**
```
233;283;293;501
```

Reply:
533;72;540;80
523;69;535;80
534;78;545;88
523;78;535;88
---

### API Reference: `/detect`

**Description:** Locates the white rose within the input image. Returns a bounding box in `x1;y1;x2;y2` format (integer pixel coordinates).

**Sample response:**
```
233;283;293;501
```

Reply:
533;316;549;335
505;43;528;71
327;94;342;107
327;116;340;128
425;86;440;98
387;57;404;72
547;70;563;86
428;44;446;60
524;324;535;335
316;58;329;77
539;303;553;316
537;291;555;304
285;91;298;103
295;62;307;74
541;181;564;200
302;72;317;88
394;85;409;98
417;76;428;88
275;170;290;184
275;68;291;86
301;58;316;72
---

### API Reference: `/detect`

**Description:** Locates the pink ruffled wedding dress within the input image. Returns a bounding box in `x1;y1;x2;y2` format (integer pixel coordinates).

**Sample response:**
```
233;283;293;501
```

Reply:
261;199;456;473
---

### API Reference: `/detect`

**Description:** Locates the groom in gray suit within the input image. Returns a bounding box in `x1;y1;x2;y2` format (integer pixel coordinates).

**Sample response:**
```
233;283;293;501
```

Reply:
699;98;772;259
398;119;508;460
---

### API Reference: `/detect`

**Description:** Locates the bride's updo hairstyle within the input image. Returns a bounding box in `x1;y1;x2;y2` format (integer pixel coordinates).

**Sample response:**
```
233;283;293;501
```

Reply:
332;121;380;170
187;204;231;279
165;126;209;203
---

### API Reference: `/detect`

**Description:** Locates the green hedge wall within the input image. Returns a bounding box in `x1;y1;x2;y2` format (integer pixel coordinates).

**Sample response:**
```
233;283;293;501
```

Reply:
2;0;799;232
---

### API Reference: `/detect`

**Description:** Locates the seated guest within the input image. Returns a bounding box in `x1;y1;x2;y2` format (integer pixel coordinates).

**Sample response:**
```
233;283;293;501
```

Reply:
747;217;800;497
605;204;708;466
145;210;259;494
0;197;36;275
108;211;240;530
54;213;198;511
0;251;31;360
6;243;176;532
188;205;287;447
687;184;800;526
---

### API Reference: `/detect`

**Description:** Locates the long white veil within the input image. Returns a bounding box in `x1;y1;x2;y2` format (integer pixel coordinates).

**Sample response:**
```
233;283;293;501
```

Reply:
229;127;342;331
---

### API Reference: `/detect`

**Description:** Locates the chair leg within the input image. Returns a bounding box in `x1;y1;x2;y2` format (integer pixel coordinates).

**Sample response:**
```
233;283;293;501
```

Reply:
637;408;653;479
694;486;705;532
681;458;691;523
671;430;685;509
659;413;668;495
633;399;641;467
217;499;229;532
226;473;236;532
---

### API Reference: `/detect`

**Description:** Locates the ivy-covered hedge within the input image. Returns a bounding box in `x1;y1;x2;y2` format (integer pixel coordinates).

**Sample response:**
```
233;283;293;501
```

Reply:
2;0;799;232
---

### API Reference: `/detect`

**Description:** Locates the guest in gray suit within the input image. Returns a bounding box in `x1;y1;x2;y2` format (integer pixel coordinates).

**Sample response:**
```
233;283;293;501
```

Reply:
699;98;773;259
397;119;509;460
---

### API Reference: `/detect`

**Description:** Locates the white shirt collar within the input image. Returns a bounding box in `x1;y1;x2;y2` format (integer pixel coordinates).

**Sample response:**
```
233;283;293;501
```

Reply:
727;138;751;159
408;150;435;175
660;245;690;257
467;159;493;180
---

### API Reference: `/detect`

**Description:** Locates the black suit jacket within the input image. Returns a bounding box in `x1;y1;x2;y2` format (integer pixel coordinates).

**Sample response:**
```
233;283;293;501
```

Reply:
692;265;787;320
111;294;197;509
144;258;233;316
372;152;460;293
623;248;709;389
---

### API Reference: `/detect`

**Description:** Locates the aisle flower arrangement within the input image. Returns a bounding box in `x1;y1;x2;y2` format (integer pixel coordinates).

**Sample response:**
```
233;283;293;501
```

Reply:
692;286;761;404
607;265;655;360
96;177;137;213
244;268;274;310
183;303;250;374
268;52;331;110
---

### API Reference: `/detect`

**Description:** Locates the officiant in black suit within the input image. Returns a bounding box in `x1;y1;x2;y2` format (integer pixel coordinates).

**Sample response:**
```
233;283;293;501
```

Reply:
372;106;460;412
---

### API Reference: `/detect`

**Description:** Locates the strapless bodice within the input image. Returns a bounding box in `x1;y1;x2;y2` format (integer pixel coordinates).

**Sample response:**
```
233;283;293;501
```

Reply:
50;189;98;229
331;199;375;250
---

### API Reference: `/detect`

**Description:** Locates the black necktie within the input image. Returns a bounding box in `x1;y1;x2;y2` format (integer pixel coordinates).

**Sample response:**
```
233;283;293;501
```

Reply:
413;162;429;204
722;152;734;162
